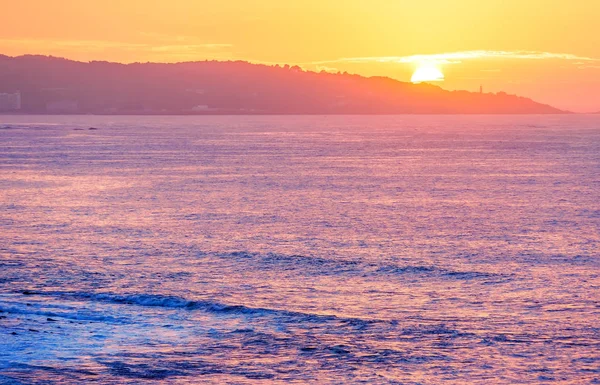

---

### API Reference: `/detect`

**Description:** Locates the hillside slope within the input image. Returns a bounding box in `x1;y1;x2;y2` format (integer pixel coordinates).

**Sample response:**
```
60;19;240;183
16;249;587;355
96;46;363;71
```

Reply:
0;55;566;114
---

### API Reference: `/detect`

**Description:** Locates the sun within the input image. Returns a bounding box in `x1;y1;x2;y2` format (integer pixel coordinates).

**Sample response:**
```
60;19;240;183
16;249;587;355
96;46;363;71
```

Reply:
411;64;445;83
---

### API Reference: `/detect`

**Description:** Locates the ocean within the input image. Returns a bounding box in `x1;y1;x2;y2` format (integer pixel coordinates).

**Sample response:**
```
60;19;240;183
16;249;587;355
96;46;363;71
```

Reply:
0;115;599;384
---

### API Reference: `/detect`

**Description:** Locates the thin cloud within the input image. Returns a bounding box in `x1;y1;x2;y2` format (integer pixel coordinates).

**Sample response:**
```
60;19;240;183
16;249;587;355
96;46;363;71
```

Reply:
315;65;340;73
150;44;233;52
137;32;232;48
0;38;139;51
309;50;600;66
0;38;233;60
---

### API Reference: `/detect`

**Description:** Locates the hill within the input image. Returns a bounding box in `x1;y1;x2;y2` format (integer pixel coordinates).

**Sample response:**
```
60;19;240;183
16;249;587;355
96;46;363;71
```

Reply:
0;55;566;115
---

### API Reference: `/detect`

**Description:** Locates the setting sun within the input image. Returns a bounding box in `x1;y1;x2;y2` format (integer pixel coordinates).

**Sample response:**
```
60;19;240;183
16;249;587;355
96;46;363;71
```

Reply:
411;64;445;83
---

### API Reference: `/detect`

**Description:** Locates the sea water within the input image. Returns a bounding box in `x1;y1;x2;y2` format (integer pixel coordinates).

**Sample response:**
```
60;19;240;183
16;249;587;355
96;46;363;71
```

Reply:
0;115;599;384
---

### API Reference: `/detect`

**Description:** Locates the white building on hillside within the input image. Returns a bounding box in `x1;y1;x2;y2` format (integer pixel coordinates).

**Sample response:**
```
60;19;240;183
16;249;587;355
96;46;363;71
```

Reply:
0;91;21;111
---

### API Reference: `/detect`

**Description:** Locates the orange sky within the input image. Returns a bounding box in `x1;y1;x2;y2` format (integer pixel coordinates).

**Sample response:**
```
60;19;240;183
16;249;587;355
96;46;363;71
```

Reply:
1;0;599;112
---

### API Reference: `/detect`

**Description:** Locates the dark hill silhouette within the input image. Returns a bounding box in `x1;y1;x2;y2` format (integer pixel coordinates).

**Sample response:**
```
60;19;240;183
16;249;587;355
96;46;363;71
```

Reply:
0;55;566;114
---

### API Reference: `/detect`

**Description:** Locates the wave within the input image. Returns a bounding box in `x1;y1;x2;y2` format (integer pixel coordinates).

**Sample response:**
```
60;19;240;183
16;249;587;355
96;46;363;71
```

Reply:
0;303;127;323
223;251;512;283
9;290;381;327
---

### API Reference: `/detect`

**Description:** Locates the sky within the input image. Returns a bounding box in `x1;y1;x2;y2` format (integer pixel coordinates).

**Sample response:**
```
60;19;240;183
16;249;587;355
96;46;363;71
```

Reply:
1;0;599;112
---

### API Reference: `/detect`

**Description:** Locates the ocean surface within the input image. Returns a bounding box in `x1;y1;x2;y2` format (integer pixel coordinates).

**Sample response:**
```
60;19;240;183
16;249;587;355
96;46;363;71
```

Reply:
0;115;599;384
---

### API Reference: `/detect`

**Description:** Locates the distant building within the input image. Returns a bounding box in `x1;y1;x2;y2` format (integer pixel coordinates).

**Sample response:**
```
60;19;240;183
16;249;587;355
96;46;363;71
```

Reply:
46;100;79;113
191;105;211;112
0;91;21;111
480;85;483;94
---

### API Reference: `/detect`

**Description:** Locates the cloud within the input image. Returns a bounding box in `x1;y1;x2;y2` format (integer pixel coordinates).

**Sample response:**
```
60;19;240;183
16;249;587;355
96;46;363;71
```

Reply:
0;38;144;51
315;65;339;73
150;44;233;52
576;64;600;69
309;50;600;66
0;38;233;61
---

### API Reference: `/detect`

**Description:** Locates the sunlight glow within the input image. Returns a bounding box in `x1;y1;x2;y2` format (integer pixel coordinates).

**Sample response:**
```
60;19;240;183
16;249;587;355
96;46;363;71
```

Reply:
411;64;445;83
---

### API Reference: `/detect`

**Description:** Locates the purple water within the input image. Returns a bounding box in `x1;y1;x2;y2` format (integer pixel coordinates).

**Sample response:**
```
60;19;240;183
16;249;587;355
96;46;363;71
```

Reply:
1;115;599;384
